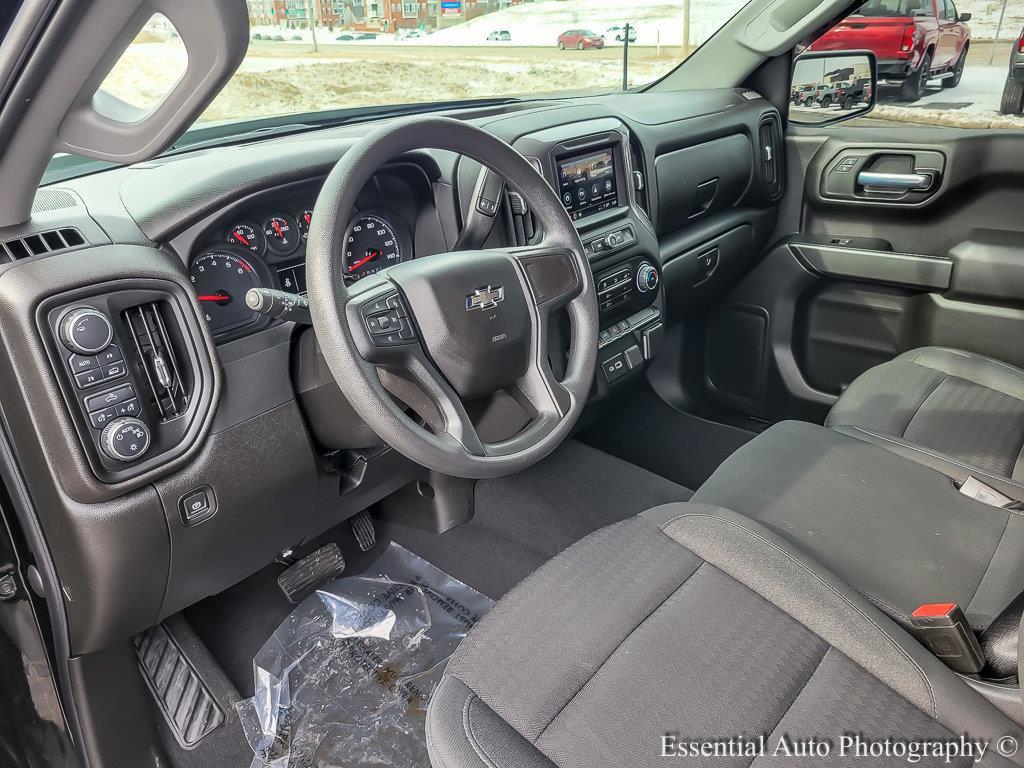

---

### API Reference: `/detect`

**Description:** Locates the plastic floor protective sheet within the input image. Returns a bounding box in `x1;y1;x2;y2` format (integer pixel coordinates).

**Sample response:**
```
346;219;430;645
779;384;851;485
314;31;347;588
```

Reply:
236;543;494;768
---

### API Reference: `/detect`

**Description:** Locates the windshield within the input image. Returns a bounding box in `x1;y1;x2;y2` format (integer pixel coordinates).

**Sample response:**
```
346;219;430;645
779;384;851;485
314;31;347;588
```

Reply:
46;0;751;180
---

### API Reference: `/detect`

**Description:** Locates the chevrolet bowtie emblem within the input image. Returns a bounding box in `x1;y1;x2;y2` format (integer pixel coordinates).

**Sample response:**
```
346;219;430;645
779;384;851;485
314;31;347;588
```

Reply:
465;285;504;311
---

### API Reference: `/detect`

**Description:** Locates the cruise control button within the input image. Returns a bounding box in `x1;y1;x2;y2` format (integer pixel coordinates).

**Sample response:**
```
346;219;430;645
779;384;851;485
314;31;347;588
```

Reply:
84;384;136;411
74;369;104;388
386;294;407;317
68;354;98;374
89;407;117;429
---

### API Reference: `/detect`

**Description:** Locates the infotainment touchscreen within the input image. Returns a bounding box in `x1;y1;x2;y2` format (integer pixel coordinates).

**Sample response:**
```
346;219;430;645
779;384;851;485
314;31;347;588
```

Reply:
557;148;618;221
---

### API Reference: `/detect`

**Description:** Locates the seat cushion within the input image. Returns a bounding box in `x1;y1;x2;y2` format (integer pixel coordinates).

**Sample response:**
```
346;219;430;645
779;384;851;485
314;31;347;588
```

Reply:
426;503;1024;768
692;421;1024;632
827;347;1024;492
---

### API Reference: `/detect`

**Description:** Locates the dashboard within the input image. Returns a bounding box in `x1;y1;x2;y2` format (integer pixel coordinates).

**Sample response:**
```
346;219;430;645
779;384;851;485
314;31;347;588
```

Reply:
0;88;783;656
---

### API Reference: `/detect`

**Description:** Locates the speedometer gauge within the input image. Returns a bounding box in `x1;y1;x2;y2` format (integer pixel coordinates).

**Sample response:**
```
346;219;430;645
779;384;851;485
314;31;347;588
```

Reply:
190;246;267;336
343;214;405;280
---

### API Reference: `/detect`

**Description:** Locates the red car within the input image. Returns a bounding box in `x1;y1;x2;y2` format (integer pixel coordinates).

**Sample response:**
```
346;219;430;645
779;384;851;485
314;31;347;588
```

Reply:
810;0;971;102
557;29;605;50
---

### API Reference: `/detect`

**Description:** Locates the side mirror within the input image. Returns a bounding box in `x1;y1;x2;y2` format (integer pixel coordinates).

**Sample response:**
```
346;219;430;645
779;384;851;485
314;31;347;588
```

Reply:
958;12;972;21
789;50;877;127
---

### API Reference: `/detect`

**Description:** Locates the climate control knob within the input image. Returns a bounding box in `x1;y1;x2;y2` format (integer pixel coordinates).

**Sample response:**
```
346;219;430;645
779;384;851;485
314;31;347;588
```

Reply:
100;417;151;463
636;263;659;293
59;307;113;354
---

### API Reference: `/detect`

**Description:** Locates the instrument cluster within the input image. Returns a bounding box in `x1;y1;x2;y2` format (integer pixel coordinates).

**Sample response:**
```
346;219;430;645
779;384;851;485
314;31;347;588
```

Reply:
189;202;413;341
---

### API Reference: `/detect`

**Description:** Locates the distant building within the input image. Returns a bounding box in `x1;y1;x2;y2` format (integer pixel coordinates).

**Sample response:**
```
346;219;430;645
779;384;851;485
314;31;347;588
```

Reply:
246;0;520;31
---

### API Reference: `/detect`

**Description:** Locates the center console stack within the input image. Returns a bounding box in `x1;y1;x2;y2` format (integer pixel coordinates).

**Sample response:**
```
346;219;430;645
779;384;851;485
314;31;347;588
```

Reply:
507;118;664;394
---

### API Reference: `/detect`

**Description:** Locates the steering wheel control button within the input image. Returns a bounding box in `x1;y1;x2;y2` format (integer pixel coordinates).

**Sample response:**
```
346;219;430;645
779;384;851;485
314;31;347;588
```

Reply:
59;307;114;355
180;488;215;525
601;353;628;384
100;417;151;462
362;292;416;347
84;384;137;413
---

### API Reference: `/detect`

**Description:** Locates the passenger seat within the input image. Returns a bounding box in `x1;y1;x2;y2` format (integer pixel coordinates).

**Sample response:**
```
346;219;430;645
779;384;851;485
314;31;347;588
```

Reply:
827;347;1024;502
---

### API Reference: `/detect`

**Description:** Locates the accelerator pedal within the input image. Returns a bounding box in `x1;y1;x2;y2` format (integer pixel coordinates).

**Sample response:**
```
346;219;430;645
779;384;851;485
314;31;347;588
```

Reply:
276;542;346;603
350;509;376;552
134;624;224;749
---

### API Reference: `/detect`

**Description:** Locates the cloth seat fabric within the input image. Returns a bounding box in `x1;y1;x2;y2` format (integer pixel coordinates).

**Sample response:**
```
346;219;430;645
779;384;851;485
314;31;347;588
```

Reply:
425;503;1024;768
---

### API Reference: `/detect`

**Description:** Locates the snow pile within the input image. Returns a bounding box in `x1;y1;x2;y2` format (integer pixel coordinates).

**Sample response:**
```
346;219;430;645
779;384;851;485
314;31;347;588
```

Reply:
956;0;1024;41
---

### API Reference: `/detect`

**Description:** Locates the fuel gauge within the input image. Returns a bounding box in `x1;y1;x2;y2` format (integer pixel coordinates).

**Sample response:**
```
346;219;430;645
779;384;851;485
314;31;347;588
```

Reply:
297;209;313;242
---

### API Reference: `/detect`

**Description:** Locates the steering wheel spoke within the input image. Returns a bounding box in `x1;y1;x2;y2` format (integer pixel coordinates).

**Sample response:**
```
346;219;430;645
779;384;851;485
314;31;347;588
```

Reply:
505;243;583;315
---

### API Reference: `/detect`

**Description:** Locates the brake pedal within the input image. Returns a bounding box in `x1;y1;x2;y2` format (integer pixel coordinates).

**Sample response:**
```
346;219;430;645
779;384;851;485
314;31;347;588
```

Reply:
276;542;346;603
134;624;224;749
350;509;376;552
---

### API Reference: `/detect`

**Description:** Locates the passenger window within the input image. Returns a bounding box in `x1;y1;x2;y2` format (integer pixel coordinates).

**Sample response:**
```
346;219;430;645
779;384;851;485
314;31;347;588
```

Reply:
96;14;187;117
804;0;1024;127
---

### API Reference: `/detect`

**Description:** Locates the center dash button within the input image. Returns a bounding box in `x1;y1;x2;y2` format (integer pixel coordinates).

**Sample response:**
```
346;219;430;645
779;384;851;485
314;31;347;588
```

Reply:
180;488;214;525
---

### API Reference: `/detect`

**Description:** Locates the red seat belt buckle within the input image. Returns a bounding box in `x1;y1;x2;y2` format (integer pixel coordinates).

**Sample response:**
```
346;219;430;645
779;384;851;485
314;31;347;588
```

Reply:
910;602;984;675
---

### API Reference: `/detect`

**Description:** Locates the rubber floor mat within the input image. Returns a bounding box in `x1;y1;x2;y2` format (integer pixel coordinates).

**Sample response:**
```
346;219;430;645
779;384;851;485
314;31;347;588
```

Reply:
236;542;493;768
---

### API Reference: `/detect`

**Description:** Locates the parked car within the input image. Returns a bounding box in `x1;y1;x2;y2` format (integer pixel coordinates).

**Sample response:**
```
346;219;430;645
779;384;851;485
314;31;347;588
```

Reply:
809;0;971;102
557;29;605;50
836;78;873;107
1000;28;1024;115
607;25;638;43
487;30;512;42
291;34;303;41
356;32;379;40
271;34;285;41
335;33;355;41
252;32;263;41
792;83;832;106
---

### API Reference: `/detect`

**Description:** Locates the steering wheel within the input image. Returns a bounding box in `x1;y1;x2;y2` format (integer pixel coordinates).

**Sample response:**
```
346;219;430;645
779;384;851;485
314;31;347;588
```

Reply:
306;116;597;479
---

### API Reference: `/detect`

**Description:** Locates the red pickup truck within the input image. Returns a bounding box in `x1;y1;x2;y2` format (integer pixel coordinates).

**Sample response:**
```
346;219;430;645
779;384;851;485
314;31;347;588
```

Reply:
810;0;971;102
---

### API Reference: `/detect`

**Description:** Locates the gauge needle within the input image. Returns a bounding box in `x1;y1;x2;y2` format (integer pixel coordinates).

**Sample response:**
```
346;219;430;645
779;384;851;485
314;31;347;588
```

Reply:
197;292;231;304
347;250;380;273
233;232;250;246
272;220;284;238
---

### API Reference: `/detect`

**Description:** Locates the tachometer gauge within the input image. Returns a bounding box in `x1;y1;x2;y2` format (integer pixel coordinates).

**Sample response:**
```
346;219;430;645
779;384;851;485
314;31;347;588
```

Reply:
226;221;265;255
189;246;267;336
262;214;300;256
343;214;404;280
296;209;313;242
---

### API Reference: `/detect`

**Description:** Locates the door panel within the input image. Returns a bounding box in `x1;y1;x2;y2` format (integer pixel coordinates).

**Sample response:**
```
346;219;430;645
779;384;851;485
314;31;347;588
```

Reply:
699;128;1024;425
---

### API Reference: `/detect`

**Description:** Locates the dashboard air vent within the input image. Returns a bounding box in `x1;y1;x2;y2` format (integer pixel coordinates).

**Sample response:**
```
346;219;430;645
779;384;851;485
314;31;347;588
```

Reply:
758;114;783;199
505;190;537;247
628;137;651;221
123;301;190;421
1;227;85;260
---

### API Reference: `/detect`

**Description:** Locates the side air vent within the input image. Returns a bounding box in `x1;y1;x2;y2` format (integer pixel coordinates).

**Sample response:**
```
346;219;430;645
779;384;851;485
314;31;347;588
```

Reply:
758;114;784;199
1;227;85;260
505;190;538;247
123;301;190;421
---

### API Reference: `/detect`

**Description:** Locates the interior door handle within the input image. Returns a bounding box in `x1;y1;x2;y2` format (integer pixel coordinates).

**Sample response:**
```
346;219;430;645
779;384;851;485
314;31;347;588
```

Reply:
857;171;932;191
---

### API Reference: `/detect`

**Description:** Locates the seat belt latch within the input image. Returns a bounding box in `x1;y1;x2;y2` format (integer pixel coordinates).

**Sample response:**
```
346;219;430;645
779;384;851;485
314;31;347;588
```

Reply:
911;602;984;675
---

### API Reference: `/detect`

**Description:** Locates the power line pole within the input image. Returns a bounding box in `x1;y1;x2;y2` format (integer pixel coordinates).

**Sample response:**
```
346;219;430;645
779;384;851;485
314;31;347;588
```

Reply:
307;0;319;52
622;23;630;91
990;0;1008;65
682;0;691;56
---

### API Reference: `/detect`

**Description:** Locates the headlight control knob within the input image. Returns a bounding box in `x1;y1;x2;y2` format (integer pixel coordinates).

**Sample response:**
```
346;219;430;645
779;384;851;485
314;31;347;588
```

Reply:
59;307;113;354
636;263;659;293
100;417;151;463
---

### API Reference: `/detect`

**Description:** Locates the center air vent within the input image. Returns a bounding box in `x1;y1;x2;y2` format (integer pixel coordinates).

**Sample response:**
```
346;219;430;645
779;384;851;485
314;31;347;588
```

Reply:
758;114;784;199
1;227;85;261
123;301;190;421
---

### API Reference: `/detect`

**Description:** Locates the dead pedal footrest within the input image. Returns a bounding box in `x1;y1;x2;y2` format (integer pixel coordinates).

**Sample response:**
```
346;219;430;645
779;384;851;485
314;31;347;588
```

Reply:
277;542;346;603
133;624;224;749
